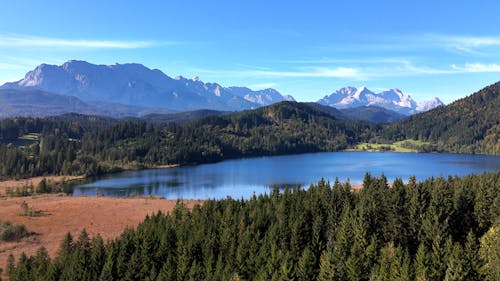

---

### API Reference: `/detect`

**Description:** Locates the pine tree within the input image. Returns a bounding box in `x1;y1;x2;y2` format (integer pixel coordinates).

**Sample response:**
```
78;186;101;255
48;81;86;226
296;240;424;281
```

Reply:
317;251;335;281
6;254;15;277
98;259;114;281
444;243;466;281
296;247;316;281
157;261;176;281
12;253;34;281
414;243;429;281
463;231;482;281
332;203;353;280
33;246;51;279
55;232;73;269
187;261;204;281
90;234;106;280
479;225;500;281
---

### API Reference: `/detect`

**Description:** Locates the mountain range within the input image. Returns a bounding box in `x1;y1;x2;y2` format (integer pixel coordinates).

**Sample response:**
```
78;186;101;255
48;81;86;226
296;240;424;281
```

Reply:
1;60;294;112
317;86;443;115
0;60;443;118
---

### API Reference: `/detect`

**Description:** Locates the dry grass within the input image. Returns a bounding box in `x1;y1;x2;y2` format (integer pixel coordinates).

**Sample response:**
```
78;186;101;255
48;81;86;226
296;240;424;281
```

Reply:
0;195;202;277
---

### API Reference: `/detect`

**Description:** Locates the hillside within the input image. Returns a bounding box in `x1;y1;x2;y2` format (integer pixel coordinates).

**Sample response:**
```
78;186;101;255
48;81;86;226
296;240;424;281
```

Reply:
138;110;228;124
0;80;498;181
385;81;500;154
0;102;379;179
339;106;406;123
0;89;176;119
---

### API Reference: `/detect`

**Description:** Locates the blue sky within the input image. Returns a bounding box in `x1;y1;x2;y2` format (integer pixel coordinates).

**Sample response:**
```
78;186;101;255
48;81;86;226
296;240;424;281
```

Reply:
1;0;500;103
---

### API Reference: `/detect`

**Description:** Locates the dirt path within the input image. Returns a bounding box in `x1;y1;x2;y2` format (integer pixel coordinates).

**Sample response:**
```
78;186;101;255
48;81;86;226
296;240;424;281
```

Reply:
0;195;202;276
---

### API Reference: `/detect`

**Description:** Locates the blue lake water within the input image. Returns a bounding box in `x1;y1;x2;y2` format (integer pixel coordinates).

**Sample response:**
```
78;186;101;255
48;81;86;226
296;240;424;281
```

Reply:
73;152;500;199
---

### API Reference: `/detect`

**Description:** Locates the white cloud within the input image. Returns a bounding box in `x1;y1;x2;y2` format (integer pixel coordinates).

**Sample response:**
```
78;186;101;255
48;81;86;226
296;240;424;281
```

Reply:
423;34;500;55
281;57;412;65
435;35;500;48
0;34;168;49
194;66;360;79
240;67;360;78
451;63;500;73
0;62;29;70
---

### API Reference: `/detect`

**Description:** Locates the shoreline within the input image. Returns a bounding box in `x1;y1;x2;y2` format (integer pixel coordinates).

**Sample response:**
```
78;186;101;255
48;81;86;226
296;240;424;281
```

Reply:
0;164;181;196
0;175;85;196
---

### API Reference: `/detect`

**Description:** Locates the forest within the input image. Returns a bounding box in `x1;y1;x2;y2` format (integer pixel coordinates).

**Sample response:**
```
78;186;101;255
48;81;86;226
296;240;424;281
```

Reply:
4;172;499;281
0;102;380;180
1;82;499;181
383;81;500;154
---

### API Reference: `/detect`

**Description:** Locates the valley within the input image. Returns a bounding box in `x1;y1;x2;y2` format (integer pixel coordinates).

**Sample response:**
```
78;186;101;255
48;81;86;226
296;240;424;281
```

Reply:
1;79;498;280
2;1;500;280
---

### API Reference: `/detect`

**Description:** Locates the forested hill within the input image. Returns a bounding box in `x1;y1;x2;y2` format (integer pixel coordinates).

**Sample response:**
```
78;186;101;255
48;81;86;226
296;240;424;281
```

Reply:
6;172;500;280
385;81;500;154
0;102;380;179
1;80;499;180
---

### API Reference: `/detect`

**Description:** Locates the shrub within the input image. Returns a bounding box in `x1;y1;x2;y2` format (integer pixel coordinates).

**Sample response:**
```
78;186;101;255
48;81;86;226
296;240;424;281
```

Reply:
0;221;29;242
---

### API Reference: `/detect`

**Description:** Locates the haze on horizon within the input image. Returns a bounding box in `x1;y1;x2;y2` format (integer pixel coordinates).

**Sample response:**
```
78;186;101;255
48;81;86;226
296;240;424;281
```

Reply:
1;0;500;104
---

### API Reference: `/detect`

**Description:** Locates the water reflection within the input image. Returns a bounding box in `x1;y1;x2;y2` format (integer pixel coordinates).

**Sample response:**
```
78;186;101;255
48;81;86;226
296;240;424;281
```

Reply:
73;152;500;199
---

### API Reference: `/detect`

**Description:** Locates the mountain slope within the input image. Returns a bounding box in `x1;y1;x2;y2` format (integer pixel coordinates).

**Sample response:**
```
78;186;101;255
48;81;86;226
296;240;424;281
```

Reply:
318;86;443;115
0;101;380;178
385;81;500;154
1;60;294;111
339;106;406;123
0;89;175;119
300;103;404;123
138;109;228;124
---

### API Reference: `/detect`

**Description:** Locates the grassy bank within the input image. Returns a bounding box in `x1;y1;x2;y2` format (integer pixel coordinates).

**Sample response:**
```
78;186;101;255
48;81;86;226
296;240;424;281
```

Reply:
350;139;433;152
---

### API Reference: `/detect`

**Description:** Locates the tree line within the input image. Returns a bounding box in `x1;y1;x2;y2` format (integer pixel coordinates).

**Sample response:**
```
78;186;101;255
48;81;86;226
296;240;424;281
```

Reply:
383;81;500;154
0;80;498;181
5;172;500;280
0;103;379;180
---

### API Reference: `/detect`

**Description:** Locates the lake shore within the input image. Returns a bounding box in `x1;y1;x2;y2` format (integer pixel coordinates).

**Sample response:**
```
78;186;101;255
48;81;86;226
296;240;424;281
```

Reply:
0;194;202;277
0;175;85;196
0;163;181;196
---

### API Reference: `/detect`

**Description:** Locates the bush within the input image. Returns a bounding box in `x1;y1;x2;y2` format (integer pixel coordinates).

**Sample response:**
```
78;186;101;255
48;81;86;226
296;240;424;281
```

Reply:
0;221;29;242
18;201;41;217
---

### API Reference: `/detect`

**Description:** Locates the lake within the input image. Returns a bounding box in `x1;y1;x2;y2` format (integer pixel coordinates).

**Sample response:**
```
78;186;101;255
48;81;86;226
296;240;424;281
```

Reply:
73;152;500;199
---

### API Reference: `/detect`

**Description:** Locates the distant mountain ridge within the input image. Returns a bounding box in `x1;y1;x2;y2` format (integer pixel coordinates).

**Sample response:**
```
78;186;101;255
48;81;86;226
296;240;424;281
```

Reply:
0;89;177;119
318;86;443;115
0;60;444;118
1;60;294;111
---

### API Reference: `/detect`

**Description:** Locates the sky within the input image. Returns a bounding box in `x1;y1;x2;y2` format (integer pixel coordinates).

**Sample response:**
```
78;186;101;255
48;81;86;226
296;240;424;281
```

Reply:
1;0;500;104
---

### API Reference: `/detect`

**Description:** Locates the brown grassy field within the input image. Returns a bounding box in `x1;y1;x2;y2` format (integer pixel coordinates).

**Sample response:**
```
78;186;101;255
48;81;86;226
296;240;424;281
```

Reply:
0;195;201;277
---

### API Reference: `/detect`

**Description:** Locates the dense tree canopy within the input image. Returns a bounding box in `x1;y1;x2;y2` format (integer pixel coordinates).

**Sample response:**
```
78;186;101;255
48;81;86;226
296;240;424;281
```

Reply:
6;172;500;280
384;81;500;154
0;81;498;181
0;103;380;180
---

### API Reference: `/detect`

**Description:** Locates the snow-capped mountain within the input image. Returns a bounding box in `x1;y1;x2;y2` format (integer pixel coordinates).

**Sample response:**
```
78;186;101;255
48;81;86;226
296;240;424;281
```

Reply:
416;97;444;112
1;60;294;111
226;87;295;106
318;86;443;115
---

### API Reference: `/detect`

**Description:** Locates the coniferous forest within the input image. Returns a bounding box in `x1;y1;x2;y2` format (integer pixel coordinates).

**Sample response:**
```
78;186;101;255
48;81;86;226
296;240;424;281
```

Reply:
0;81;499;181
5;172;499;281
0;102;380;180
0;82;499;281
